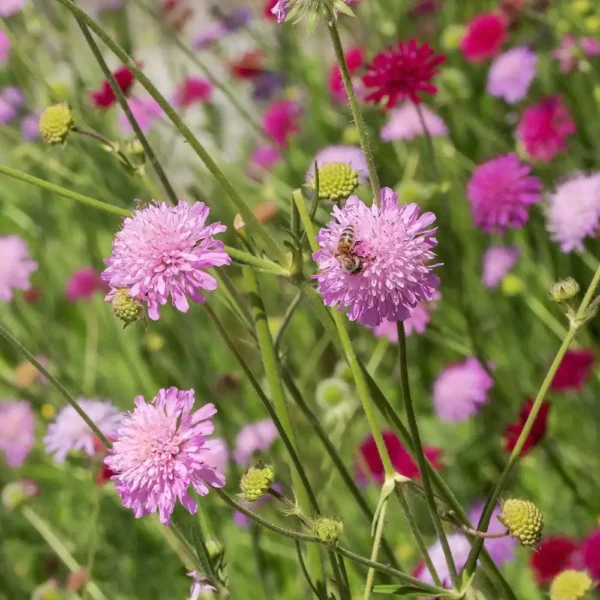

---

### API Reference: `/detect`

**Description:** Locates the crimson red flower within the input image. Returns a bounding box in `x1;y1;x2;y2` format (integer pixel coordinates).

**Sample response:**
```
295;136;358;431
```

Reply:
262;99;300;146
328;46;364;103
90;65;135;109
356;430;442;484
530;536;580;584
362;39;445;107
173;77;213;108
230;50;267;80
460;12;508;62
551;348;594;391
583;529;600;580
23;287;41;304
503;398;550;456
263;0;278;20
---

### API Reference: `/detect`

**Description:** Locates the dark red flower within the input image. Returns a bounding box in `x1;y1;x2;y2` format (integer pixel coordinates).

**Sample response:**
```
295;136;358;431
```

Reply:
503;398;550;456
362;39;445;107
95;463;116;486
328;46;365;103
173;77;213;108
356;430;442;485
90;65;135;109
530;536;580;584
23;287;41;304
551;349;595;392
583;528;600;580
460;12;508;62
230;50;267;80
263;0;278;20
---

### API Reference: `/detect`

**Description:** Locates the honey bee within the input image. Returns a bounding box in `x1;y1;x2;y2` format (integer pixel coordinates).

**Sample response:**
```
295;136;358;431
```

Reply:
335;226;364;275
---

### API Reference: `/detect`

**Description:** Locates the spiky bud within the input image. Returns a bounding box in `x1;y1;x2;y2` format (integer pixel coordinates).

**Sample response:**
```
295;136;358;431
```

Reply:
550;570;593;600
316;377;350;409
309;162;359;202
240;465;275;502
313;517;344;545
549;278;580;304
111;288;144;327
498;499;544;547
39;104;74;145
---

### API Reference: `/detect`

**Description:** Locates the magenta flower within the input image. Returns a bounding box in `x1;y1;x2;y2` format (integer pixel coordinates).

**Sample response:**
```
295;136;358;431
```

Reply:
552;35;600;73
106;387;225;525
65;267;104;302
250;145;282;174
467;153;542;233
0;235;37;302
102;200;230;321
233;419;278;466
433;358;493;422
118;97;163;134
314;188;440;326
173;77;213;108
487;47;537;104
546;173;600;253
306;145;368;184
468;502;517;566
0;0;25;17
0;400;35;468
187;572;216;599
44;399;121;463
0;29;10;64
373;292;440;340
482;246;520;288
380;103;448;142
517;96;575;162
262;99;300;147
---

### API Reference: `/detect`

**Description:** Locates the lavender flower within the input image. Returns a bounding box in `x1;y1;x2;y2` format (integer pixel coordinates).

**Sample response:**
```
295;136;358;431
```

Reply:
44;399;121;463
0;235;37;301
118;97;162;134
194;22;227;50
20;112;41;140
314;188;440;326
0;0;25;17
487;47;537;104
0;400;35;468
187;572;216;600
233;419;278;466
482;246;520;288
469;502;517;566
221;7;253;31
373;292;440;340
0;86;24;123
552;35;600;73
381;103;448;142
106;387;225;525
417;533;472;592
102;200;230;321
0;29;9;64
307;145;368;184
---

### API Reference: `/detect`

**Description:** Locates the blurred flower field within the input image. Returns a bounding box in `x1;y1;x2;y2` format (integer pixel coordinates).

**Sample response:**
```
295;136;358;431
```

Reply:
1;0;600;598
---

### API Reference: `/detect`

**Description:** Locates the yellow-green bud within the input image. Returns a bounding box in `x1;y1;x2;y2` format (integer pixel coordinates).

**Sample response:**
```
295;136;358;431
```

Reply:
39;104;74;145
549;278;580;303
573;0;590;14
498;499;544;547
334;361;354;386
32;581;63;600
2;482;26;510
240;465;275;502
341;126;360;145
111;288;144;327
316;377;350;408
550;570;593;600
501;274;525;297
313;517;343;544
125;139;146;164
441;24;466;51
309;162;359;202
585;16;600;33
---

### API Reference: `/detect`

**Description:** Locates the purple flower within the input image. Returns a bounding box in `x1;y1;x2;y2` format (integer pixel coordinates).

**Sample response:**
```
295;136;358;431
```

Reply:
271;0;289;23
194;22;227;50
0;29;10;64
482;246;520;288
0;235;37;301
20;112;41;140
433;358;493;422
0;400;35;468
0;0;25;17
202;436;229;474
546;173;600;253
487;47;537;104
252;71;284;102
65;267;104;302
381;103;448;142
467;153;542;233
106;387;225;525
306;145;368;184
233;419;278;466
373;292;440;340
102;200;230;321
44;399;121;463
417;533;472;593
187;572;216;600
469;502;517;566
0;86;24;123
222;7;253;31
552;35;600;73
118;97;162;134
313;188;440;326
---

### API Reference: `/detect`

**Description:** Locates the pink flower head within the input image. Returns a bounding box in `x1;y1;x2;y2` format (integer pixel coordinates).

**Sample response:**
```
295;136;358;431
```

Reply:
467;153;542;233
552;35;600;73
328;46;365;103
314;188;440;327
381;102;448;142
517;95;575;162
0;400;35;468
194;22;227;50
356;430;442;485
583;529;600;580
233;419;278;466
482;246;520;288
546;173;600;253
487;47;537;104
44;399;121;463
363;39;446;107
433;358;493;421
551;349;594;392
0;86;24;123
90;65;135;109
202;436;229;474
187;572;216;600
106;388;225;525
250;145;282;173
118;96;163;134
0;0;25;17
530;536;580;585
65;267;104;302
173;77;213;108
306;145;368;184
417;533;472;591
460;12;508;63
102;200;230;321
262;99;300;147
469;503;517;566
0;235;37;301
373;292;440;340
0;29;10;64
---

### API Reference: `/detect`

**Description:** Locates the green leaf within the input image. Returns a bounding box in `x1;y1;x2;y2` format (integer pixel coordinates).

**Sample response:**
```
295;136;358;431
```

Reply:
373;585;457;597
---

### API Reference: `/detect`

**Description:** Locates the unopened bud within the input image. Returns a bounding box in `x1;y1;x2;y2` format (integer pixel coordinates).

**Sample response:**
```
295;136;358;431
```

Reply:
441;24;466;51
39;104;74;145
111;288;144;327
549;278;580;303
31;580;63;600
334;361;354;385
2;479;38;510
498;499;544;547
316;377;350;409
309;162;359;202
233;214;246;235
313;517;343;544
240;464;275;502
550;570;593;600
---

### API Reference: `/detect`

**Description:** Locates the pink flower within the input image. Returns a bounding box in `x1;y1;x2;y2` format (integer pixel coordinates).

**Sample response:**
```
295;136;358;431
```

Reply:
380;102;448;142
551;349;594;392
102;200;230;321
0;86;24;123
328;46;365;103
482;246;520;288
313;188;440;327
517;95;575;162
262;99;300;147
467;153;542;233
0;400;35;468
21;112;41;140
233;419;278;466
487;47;537;104
187;572;216;599
373;292;440;340
65;267;104;302
106;387;225;525
202;436;229;474
0;0;25;17
0;29;10;64
250;145;282;174
530;536;580;584
173;77;213;108
469;503;517;566
0;235;37;301
118;97;163;134
433;358;493;421
582;529;600;580
552;35;600;73
417;534;472;592
460;12;508;63
194;22;227;50
306;145;369;184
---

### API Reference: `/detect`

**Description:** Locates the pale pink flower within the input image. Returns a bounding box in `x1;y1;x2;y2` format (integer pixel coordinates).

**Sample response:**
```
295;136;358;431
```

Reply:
0;235;37;301
487;47;537;104
118;97;163;134
233;419;278;466
381;103;448;142
552;35;600;73
0;400;35;468
482;246;520;288
0;0;25;17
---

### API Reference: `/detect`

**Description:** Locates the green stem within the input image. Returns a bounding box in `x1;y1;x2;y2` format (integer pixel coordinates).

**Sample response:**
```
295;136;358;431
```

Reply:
83;489;102;600
72;127;137;172
363;498;388;600
328;20;381;205
227;246;291;277
274;291;303;354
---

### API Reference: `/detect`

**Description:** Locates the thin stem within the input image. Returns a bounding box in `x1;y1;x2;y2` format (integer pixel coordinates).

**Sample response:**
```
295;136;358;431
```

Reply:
328;20;381;205
72;127;137;172
274;292;303;354
363;498;388;600
83;489;102;600
226;246;291;277
458;526;509;540
396;322;458;587
0;322;110;448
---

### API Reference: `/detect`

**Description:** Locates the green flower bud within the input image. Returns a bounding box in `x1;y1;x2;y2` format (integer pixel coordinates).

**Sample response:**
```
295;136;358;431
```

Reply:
240;465;275;502
309;162;360;202
441;24;466;51
39;104;74;145
124;139;146;165
501;274;525;297
550;570;593;600
32;581;63;600
549;278;580;303
316;377;350;408
313;517;343;544
2;480;37;510
334;361;354;385
111;288;144;327
341;126;360;145
498;499;544;547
